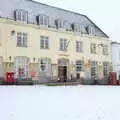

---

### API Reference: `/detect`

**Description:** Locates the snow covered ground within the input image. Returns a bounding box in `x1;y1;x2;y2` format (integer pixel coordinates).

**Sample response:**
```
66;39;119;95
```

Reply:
0;85;120;120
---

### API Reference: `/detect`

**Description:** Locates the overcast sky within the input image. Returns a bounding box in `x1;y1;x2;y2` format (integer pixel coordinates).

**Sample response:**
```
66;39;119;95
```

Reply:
35;0;120;42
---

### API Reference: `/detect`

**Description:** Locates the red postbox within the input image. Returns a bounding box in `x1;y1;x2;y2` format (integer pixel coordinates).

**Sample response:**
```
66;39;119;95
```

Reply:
109;72;117;85
5;72;16;84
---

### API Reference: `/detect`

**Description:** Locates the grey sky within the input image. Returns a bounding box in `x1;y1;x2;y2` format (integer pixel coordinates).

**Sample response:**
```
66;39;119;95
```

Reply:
35;0;120;42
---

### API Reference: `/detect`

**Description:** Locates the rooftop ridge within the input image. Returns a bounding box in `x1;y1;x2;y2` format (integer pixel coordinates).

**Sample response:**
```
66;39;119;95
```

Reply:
25;0;86;17
25;0;109;38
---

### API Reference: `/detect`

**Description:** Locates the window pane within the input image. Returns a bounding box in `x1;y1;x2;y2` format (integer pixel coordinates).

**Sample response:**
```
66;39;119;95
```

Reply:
45;40;48;49
17;11;22;21
76;60;83;71
103;62;109;76
76;41;83;52
60;39;67;51
40;36;49;49
15;10;28;22
17;32;27;47
44;16;49;25
91;61;97;76
17;32;22;47
60;39;63;51
40;40;44;48
91;44;96;53
103;45;108;55
39;16;44;25
22;11;28;22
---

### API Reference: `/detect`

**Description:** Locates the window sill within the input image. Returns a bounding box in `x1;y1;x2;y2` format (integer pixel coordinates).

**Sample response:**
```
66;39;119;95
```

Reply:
40;48;49;50
91;53;97;54
103;54;108;56
76;51;83;53
16;46;28;48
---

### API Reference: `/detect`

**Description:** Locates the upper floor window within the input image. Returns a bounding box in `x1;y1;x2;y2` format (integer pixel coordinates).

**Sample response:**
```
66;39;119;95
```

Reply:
91;43;96;54
40;36;49;49
17;32;28;47
36;15;49;26
14;10;28;22
76;60;84;72
60;38;68;51
103;45;108;55
76;41;83;52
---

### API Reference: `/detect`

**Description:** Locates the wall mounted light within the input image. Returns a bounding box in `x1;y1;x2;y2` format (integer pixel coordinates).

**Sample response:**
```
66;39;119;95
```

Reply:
98;44;104;47
33;58;36;62
9;56;12;62
11;30;15;36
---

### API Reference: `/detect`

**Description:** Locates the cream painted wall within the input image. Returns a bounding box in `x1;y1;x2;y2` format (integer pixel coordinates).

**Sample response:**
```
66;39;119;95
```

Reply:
0;18;112;64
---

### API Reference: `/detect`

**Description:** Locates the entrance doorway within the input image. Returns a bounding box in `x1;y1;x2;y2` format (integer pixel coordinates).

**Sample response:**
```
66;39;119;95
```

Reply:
58;66;67;82
58;59;69;82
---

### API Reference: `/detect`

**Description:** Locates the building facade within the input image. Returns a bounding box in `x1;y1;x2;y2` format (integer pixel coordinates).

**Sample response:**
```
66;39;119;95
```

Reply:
112;42;120;80
0;0;112;83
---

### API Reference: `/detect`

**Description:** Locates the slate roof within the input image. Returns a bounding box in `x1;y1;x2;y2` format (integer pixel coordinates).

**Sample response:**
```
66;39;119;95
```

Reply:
0;0;109;38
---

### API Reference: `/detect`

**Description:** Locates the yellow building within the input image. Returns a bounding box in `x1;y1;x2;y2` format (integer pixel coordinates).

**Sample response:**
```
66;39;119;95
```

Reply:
0;0;112;83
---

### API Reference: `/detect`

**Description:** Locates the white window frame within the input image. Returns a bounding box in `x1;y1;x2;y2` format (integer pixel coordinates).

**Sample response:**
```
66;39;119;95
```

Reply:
17;32;28;47
76;41;83;52
91;43;96;54
103;62;109;76
40;36;49;49
91;61;97;77
103;45;108;55
38;15;49;26
76;60;84;72
60;38;67;51
73;23;80;32
15;10;28;22
87;25;95;34
56;19;65;28
14;57;29;79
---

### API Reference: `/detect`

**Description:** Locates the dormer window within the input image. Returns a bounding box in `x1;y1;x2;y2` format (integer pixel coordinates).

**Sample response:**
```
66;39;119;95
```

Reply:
14;9;28;22
36;14;49;26
55;19;65;29
72;23;85;33
86;25;95;35
72;23;80;32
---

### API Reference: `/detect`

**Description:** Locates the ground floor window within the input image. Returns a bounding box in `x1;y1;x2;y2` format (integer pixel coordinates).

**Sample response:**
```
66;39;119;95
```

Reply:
38;58;51;72
103;62;109;76
0;57;3;77
91;61;97;77
76;60;84;72
0;57;2;68
14;57;29;79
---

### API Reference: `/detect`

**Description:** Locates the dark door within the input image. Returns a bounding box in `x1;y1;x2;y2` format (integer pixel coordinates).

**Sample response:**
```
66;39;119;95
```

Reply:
58;66;67;82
